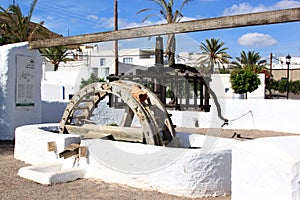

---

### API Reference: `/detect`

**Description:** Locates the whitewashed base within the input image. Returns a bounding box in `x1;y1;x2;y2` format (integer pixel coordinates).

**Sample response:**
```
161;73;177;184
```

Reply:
14;124;240;198
18;162;86;185
14;124;81;164
232;136;300;200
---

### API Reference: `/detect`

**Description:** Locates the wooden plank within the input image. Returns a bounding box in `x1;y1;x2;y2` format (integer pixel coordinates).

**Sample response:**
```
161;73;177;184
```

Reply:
65;124;143;142
29;8;300;49
64;143;80;151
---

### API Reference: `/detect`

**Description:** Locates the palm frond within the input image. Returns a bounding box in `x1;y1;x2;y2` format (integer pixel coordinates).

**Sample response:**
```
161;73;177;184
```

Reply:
136;8;151;14
28;0;38;21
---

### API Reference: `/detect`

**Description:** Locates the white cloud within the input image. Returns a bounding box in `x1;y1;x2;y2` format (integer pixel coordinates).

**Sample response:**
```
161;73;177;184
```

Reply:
87;15;99;20
93;17;155;29
92;15;196;30
238;32;277;47
223;0;300;16
180;16;197;22
223;2;266;15
274;0;300;9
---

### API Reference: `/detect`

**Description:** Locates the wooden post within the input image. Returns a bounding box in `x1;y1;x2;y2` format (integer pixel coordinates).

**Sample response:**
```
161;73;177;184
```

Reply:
193;76;198;110
114;0;119;75
155;36;164;67
154;36;165;103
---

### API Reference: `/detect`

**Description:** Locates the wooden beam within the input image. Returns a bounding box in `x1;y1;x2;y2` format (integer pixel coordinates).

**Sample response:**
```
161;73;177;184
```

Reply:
65;124;143;142
29;8;300;49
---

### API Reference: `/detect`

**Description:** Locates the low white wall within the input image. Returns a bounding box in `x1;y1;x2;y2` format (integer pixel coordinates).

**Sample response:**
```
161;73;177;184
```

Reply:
210;74;265;99
14;124;80;164
80;133;240;198
170;99;300;134
14;124;240;198
232;136;300;200
0;42;42;140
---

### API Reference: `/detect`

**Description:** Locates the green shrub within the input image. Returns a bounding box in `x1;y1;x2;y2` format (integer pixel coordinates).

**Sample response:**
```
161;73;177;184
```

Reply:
269;79;300;95
230;68;261;94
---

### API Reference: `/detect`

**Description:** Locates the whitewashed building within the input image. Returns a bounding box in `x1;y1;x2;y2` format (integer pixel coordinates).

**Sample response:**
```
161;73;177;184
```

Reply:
90;48;157;77
269;56;300;80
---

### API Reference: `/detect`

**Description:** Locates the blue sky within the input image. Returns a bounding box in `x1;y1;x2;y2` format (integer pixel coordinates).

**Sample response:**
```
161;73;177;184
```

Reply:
1;0;300;60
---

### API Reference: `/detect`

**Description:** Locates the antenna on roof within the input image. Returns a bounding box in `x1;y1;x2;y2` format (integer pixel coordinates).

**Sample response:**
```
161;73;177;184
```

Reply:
13;0;15;5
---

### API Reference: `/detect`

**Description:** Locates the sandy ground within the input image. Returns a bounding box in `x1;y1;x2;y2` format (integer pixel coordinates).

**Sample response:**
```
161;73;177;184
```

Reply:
0;128;297;200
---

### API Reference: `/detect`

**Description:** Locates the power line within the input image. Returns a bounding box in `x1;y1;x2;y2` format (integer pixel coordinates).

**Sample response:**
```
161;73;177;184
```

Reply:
18;1;103;28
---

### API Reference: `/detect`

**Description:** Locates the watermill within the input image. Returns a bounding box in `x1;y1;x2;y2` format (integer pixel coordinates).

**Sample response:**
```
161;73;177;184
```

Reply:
59;80;176;146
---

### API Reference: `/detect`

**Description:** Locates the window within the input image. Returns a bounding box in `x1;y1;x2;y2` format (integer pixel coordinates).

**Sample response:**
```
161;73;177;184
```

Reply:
100;58;106;66
123;57;133;64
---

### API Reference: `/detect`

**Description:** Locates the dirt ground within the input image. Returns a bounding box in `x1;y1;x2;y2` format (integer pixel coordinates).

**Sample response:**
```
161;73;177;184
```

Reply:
0;128;297;200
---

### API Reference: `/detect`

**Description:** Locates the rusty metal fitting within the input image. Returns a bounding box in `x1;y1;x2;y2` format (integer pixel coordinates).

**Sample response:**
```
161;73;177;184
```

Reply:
131;85;148;102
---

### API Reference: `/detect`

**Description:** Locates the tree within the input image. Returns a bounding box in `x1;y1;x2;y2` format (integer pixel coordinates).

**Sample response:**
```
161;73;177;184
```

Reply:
198;38;231;74
232;50;265;72
40;46;73;71
230;68;261;98
137;0;192;66
0;0;44;44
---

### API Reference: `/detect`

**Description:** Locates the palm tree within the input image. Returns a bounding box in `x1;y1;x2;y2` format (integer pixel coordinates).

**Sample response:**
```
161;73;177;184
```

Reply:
198;38;231;74
137;0;192;66
232;50;266;73
40;46;73;71
0;0;44;44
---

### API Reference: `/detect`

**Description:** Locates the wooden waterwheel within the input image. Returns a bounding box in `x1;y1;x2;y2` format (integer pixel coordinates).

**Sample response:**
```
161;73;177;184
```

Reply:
59;80;176;146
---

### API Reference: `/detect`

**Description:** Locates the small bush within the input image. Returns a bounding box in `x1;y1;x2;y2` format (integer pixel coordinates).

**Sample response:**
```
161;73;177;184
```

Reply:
230;68;261;94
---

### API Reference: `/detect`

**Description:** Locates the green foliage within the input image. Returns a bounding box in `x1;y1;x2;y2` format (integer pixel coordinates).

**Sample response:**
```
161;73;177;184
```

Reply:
137;0;192;66
0;0;43;44
277;80;288;93
80;73;106;89
231;51;269;78
106;123;118;126
268;79;300;95
290;80;300;94
0;35;9;46
39;46;72;71
166;88;173;98
230;68;261;94
198;38;231;74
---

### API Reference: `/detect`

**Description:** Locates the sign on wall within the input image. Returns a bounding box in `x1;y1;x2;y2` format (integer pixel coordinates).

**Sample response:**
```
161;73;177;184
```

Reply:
16;55;36;109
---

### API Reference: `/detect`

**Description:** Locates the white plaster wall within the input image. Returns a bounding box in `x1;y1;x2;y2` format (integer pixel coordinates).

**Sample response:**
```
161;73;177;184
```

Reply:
169;99;300;134
0;42;42;140
80;133;240;198
42;68;90;101
232;136;300;200
14;124;239;197
210;74;265;99
41;82;65;101
14;124;81;164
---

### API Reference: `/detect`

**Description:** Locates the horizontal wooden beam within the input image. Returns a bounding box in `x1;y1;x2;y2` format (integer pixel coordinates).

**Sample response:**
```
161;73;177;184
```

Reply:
29;7;300;49
65;124;143;142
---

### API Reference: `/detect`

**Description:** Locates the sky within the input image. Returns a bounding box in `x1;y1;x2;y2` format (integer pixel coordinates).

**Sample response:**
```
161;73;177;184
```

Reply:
1;0;300;61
